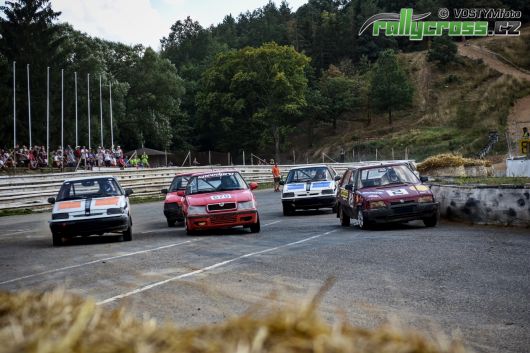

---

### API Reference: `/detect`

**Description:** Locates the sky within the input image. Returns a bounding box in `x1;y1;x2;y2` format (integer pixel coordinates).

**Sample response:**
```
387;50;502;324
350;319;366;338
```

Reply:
48;0;308;50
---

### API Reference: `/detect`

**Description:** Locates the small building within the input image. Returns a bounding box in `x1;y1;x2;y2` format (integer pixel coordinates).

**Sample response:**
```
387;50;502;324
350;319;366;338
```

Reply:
125;147;171;168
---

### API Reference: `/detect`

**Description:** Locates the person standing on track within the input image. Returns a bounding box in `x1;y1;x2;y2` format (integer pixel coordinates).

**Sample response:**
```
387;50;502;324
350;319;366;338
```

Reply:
271;159;281;192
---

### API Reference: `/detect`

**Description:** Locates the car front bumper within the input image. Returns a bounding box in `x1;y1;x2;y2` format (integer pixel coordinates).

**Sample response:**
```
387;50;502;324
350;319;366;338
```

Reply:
282;195;336;209
363;202;439;223
164;202;184;221
187;210;258;230
50;215;129;236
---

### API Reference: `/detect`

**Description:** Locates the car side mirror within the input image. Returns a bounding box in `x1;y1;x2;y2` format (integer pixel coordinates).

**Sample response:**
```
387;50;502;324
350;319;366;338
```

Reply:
176;190;185;197
345;184;353;191
279;180;285;185
420;176;428;183
48;197;56;204
334;175;341;181
249;182;258;190
161;188;168;194
125;188;134;197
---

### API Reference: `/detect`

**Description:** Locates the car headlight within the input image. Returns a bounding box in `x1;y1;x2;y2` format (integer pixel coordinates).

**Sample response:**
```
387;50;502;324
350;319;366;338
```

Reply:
52;213;69;220
321;189;334;195
282;192;295;198
107;207;124;215
418;195;434;203
238;200;256;210
187;206;207;216
368;201;386;209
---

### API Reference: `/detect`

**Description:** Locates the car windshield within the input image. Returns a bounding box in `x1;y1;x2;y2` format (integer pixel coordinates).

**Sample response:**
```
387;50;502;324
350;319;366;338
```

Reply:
186;172;247;194
359;165;419;188
286;167;331;183
57;178;123;201
169;175;190;192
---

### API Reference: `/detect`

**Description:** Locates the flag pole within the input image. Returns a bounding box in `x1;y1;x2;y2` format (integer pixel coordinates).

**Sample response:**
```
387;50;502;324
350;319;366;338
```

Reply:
87;73;91;149
109;81;113;148
61;69;64;164
27;64;32;147
75;72;78;147
99;75;103;148
13;61;16;155
46;67;50;164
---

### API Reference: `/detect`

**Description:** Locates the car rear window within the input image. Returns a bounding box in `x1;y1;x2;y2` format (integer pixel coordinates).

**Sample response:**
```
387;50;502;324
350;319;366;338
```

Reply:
186;172;247;195
286;167;331;183
57;178;123;201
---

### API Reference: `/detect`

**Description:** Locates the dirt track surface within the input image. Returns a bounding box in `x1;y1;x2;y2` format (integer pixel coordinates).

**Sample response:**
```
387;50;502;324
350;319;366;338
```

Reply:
0;191;529;353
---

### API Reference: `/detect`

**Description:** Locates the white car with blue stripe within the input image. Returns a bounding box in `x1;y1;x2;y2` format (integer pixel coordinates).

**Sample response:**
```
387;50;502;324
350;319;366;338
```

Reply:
280;165;338;216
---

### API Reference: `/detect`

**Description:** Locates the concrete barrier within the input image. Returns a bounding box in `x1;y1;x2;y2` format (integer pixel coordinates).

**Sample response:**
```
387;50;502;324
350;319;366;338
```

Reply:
431;184;530;227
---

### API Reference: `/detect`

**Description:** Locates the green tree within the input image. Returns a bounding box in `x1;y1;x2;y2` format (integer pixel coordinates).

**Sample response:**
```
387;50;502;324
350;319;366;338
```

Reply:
319;65;360;131
370;49;413;125
197;42;310;161
427;36;458;69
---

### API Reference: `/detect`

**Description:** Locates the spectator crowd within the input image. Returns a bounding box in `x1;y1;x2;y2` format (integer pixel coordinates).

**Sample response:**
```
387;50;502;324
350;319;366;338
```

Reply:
0;144;150;171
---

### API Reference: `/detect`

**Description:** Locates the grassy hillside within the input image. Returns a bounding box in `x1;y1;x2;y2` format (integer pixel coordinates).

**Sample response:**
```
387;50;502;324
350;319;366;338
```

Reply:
298;44;530;163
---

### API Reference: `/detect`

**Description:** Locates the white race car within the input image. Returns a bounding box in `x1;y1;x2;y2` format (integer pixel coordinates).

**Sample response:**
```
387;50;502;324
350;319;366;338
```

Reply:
280;165;339;216
48;176;133;246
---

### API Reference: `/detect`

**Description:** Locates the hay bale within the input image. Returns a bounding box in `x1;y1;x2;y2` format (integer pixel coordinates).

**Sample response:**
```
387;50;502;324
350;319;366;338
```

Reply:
418;154;492;176
0;289;468;353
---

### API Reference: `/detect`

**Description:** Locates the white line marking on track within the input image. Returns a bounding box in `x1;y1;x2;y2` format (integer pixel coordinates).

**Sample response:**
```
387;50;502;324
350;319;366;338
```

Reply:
97;229;336;305
0;240;196;286
263;220;281;227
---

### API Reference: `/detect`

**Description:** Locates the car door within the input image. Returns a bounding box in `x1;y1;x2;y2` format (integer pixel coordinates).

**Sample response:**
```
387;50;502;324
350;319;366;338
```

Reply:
337;169;352;206
344;169;359;217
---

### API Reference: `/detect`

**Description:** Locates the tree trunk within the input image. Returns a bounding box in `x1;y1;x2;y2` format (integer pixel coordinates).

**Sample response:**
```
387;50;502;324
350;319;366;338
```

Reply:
273;125;280;163
388;109;393;125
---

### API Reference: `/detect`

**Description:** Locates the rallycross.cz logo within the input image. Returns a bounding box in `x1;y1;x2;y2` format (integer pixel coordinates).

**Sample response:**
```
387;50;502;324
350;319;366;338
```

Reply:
359;8;521;40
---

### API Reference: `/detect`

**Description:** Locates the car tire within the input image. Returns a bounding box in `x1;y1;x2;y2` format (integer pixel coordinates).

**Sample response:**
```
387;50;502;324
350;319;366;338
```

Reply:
167;219;176;227
185;217;197;235
52;232;63;247
283;204;294;216
250;216;261;233
340;207;350;227
357;209;371;230
122;218;133;241
423;213;439;227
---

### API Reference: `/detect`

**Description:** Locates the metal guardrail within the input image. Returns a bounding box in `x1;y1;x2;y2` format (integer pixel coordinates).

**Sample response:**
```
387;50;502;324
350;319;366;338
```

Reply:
0;161;413;211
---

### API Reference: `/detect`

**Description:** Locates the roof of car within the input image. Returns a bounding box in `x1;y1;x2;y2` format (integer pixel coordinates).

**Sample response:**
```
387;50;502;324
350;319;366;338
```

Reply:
344;161;414;170
63;175;118;183
288;164;330;171
188;169;239;177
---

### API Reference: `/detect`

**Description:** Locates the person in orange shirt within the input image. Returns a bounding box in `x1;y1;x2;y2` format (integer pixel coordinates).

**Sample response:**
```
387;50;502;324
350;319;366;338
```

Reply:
271;159;281;192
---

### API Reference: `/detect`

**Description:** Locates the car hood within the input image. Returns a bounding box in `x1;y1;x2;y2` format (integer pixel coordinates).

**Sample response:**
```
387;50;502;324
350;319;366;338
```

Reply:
284;180;335;192
359;184;432;201
186;189;254;206
165;191;184;204
52;196;126;216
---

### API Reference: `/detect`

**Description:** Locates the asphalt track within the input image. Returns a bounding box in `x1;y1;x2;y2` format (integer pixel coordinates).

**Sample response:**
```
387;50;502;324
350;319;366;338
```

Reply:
0;190;529;353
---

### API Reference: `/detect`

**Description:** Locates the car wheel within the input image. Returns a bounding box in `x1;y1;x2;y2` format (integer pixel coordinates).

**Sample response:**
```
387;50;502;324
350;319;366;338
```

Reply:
185;217;197;235
423;213;439;227
52;232;63;247
283;204;294;216
167;219;176;227
357;209;370;230
340;207;350;227
250;215;261;233
122;218;133;241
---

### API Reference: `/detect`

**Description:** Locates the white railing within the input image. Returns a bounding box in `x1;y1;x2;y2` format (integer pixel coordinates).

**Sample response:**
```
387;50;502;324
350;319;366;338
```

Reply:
0;161;413;211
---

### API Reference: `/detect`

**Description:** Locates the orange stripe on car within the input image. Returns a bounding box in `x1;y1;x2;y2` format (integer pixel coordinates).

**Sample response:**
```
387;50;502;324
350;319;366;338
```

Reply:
58;201;82;210
95;197;120;206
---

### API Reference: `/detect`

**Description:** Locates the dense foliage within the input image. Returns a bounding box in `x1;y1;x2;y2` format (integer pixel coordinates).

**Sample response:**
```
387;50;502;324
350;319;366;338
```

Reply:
1;0;528;157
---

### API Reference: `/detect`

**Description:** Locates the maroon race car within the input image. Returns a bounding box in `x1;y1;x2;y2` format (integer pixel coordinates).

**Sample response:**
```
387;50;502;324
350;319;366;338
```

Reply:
336;163;439;229
161;173;193;227
182;170;260;235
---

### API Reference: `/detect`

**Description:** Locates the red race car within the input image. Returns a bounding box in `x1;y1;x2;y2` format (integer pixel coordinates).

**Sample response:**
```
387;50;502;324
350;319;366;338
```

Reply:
161;173;192;226
336;163;439;229
182;170;260;235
